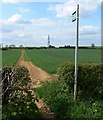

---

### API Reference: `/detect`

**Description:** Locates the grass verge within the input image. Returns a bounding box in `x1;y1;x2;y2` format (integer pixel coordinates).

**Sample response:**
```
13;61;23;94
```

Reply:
35;80;103;119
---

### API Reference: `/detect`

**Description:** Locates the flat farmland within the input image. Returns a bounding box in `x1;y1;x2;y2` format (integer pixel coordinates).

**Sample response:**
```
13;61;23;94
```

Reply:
1;49;21;66
26;48;101;73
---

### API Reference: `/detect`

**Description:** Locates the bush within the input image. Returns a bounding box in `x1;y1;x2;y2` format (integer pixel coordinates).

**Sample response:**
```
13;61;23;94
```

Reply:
57;63;103;100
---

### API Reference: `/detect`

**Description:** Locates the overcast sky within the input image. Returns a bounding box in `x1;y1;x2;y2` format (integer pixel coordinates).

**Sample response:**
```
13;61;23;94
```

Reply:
0;0;102;47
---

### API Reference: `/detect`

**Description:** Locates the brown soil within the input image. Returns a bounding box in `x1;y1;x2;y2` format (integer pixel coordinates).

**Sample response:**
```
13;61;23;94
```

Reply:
18;60;52;88
17;50;57;119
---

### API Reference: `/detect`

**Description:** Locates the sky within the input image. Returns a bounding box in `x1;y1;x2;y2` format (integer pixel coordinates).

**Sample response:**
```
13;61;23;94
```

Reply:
0;0;102;47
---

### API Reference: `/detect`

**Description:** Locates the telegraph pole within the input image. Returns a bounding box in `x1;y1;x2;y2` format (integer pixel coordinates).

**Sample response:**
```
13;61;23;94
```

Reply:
74;4;79;101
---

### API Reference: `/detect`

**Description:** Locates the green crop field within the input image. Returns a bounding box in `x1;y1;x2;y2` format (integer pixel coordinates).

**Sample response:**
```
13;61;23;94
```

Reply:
26;48;101;73
1;48;101;73
1;49;21;66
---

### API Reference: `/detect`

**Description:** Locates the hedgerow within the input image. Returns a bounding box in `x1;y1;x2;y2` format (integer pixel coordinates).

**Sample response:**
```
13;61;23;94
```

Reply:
1;66;41;120
57;63;103;100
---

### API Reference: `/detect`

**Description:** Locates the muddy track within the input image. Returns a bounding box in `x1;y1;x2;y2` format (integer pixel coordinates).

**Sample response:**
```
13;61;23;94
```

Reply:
17;50;57;119
17;50;55;87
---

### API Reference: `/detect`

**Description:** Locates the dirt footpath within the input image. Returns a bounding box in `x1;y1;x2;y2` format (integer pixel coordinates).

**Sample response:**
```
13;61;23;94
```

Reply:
18;60;52;87
17;50;57;119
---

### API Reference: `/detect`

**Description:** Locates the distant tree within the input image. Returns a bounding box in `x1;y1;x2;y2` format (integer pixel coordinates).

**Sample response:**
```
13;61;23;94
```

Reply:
9;44;16;48
59;45;70;49
49;45;55;48
91;43;95;48
19;45;23;48
64;45;70;48
5;45;8;48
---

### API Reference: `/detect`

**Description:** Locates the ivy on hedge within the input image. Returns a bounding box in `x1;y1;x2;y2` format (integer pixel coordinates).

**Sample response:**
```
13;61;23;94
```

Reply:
57;63;103;100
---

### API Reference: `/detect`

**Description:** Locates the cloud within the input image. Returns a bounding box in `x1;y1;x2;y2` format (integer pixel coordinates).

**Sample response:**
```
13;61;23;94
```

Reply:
8;14;22;23
31;18;56;26
48;0;76;18
48;0;101;18
2;0;33;3
1;14;55;27
7;13;31;24
2;0;102;3
79;25;101;45
1;15;57;46
0;14;31;36
80;26;100;35
1;15;100;46
1;0;68;3
0;15;56;38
